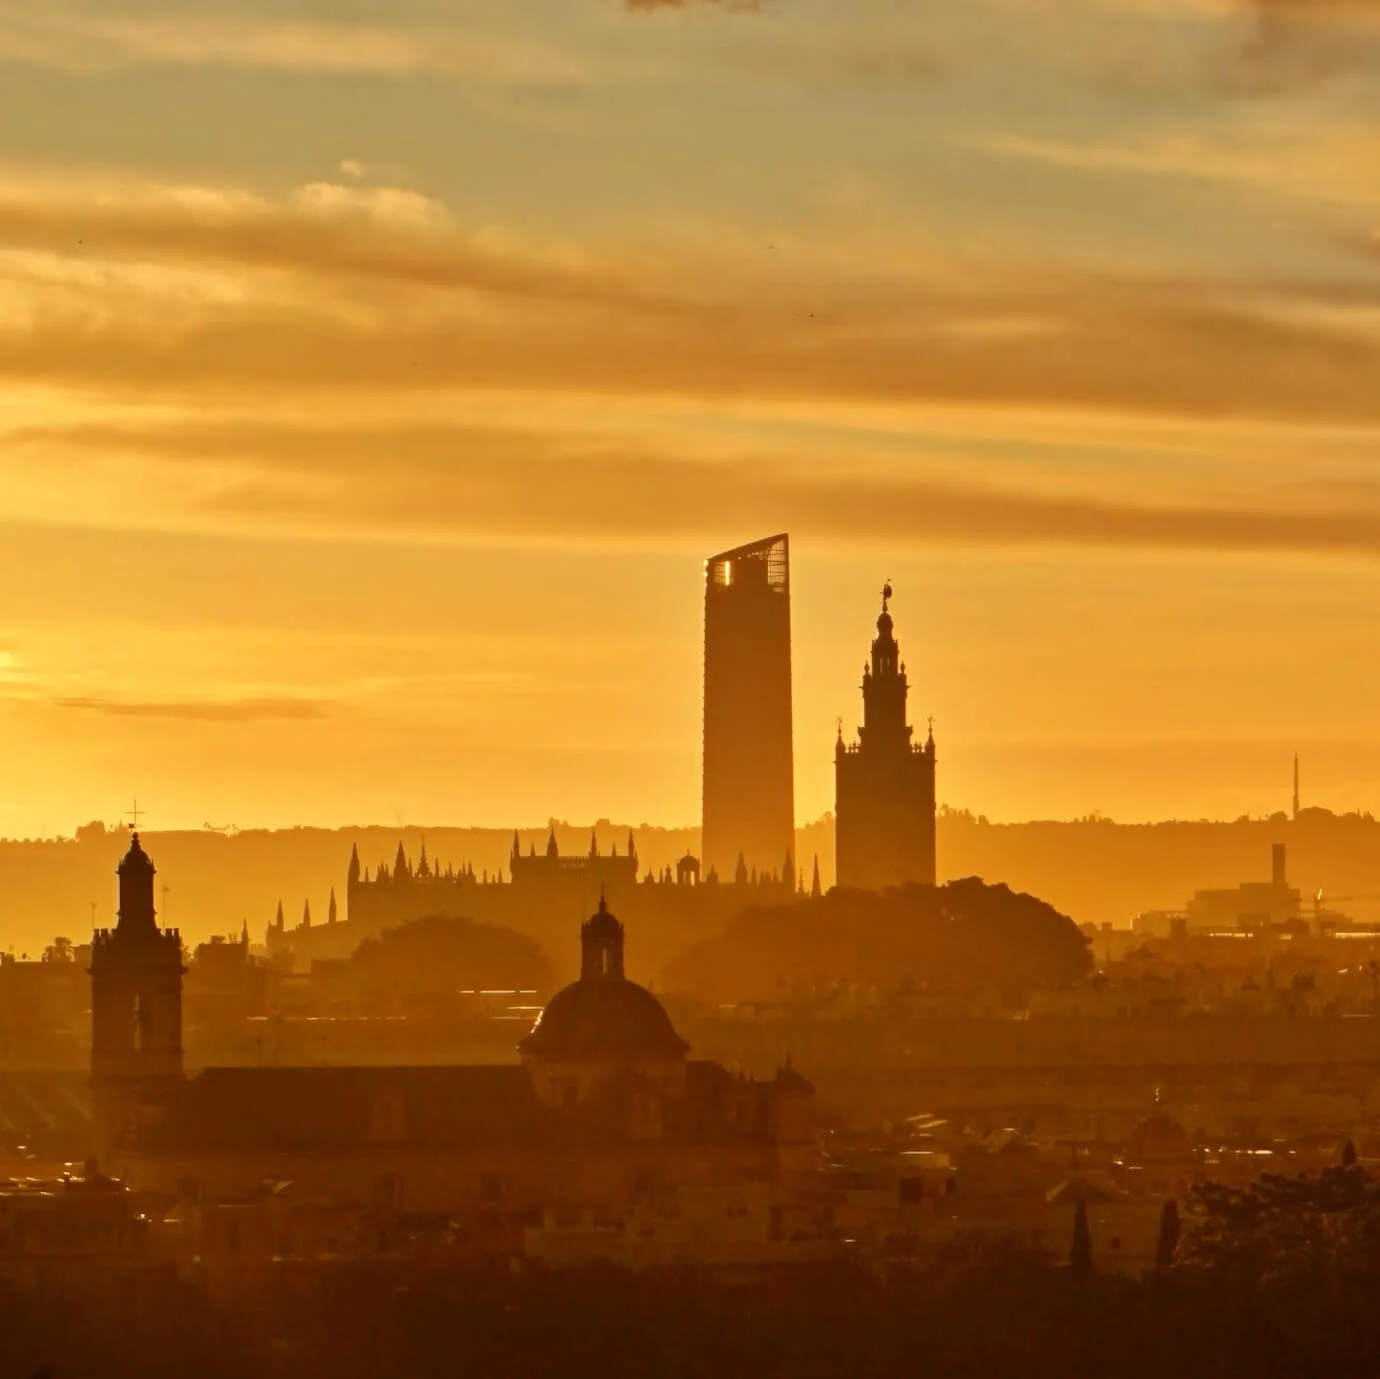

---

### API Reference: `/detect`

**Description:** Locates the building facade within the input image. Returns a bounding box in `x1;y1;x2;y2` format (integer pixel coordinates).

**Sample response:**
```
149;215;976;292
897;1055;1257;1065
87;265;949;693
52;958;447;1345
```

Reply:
701;534;796;882
835;587;937;890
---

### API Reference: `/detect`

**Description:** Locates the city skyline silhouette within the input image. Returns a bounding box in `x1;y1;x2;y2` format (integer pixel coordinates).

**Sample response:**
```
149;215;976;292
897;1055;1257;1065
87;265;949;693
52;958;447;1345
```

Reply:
6;4;1380;1365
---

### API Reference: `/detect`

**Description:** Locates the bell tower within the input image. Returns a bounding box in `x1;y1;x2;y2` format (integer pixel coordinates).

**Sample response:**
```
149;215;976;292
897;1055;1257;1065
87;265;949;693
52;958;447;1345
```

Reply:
90;832;185;1160
835;585;938;891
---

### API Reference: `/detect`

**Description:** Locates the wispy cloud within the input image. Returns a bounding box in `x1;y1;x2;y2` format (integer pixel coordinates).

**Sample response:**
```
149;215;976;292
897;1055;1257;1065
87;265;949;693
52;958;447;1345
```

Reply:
0;180;682;314
1;176;1379;564
1227;0;1380;91
53;693;331;722
0;8;582;81
624;0;767;11
1;255;1377;430
10;415;1380;562
970;126;1380;207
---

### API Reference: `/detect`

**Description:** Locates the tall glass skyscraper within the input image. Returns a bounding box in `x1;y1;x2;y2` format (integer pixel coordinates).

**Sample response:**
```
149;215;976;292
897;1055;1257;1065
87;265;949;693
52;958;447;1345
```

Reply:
701;534;796;882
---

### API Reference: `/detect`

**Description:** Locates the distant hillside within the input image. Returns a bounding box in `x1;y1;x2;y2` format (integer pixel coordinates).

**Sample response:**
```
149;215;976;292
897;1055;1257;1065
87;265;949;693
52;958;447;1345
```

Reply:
0;809;1376;965
937;807;1380;928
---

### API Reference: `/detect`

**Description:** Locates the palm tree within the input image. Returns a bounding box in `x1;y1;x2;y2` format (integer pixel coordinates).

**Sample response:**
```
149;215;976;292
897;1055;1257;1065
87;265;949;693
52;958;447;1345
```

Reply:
1155;1199;1181;1269
1070;1200;1093;1280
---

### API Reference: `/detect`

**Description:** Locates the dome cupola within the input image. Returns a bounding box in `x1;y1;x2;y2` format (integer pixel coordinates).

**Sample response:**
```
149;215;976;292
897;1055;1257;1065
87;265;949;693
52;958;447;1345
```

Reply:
520;899;688;1063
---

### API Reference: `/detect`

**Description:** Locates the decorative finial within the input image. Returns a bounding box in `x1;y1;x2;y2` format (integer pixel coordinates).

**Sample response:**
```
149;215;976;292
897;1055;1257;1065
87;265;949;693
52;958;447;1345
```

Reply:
127;798;144;832
882;581;893;614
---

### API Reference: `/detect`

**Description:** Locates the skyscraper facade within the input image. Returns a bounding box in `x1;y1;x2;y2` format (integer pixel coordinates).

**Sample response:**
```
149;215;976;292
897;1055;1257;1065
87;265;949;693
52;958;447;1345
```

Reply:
701;534;795;881
835;586;937;890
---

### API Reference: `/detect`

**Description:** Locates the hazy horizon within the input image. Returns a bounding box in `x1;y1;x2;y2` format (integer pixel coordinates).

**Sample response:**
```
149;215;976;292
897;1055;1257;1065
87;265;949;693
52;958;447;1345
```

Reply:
8;784;1377;844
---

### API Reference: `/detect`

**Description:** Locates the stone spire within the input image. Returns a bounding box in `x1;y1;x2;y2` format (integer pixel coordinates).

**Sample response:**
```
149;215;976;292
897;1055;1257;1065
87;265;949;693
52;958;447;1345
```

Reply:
116;832;158;935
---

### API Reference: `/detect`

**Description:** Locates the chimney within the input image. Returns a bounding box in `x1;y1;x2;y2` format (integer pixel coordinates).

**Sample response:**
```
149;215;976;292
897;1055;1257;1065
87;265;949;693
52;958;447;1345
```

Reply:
1272;843;1288;889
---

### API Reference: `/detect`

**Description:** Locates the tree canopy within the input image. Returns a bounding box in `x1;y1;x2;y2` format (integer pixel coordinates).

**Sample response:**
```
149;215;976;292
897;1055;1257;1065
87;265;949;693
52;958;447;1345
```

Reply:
351;914;556;999
665;878;1091;1002
1179;1163;1380;1287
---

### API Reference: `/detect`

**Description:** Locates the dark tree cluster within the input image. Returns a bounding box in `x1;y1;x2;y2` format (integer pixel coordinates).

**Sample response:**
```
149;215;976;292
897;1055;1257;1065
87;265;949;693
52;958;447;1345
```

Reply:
1179;1158;1380;1286
350;913;556;1003
668;878;1092;1001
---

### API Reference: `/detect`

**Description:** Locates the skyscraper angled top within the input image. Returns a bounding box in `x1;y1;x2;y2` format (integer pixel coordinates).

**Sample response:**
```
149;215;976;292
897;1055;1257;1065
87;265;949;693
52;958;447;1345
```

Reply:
701;534;795;881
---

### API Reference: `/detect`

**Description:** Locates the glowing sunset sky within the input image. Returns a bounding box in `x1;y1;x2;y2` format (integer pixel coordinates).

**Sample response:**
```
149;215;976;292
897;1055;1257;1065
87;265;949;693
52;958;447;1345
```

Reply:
1;0;1380;835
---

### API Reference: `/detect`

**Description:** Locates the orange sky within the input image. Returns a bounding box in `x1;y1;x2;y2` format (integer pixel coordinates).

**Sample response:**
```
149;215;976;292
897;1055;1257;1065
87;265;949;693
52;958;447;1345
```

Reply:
1;0;1380;835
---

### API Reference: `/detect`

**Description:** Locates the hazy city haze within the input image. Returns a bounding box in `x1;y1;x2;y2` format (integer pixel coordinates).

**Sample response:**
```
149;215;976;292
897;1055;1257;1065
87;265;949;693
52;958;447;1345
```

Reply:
1;0;1380;833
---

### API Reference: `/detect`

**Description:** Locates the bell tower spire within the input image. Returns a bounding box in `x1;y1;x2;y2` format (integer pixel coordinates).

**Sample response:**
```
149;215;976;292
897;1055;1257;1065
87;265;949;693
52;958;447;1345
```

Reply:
834;584;937;890
860;583;911;751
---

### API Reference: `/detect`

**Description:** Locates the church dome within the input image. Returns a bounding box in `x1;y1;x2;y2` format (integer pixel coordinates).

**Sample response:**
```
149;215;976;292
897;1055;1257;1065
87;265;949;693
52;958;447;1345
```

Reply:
519;978;688;1062
519;897;688;1062
1125;1113;1192;1162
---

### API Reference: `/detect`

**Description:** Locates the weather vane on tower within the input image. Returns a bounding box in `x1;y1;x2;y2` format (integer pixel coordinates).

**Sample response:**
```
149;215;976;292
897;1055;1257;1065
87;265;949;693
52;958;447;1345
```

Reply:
882;581;893;613
127;798;145;833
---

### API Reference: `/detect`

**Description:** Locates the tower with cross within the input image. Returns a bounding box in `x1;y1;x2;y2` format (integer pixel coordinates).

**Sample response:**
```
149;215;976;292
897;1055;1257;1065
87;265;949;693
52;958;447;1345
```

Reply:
833;582;938;891
89;829;185;1163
